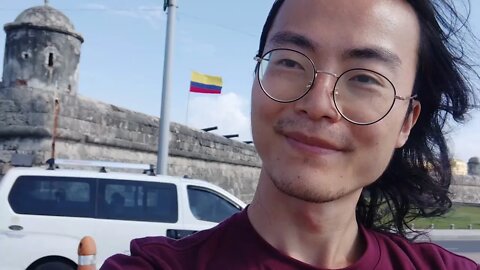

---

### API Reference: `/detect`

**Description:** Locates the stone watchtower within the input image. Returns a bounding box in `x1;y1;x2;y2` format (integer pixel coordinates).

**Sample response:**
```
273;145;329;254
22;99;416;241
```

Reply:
2;4;83;94
0;4;86;174
468;157;480;176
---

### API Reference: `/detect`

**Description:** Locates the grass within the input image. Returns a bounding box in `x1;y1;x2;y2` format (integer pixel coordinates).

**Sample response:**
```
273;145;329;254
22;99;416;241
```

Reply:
411;204;480;229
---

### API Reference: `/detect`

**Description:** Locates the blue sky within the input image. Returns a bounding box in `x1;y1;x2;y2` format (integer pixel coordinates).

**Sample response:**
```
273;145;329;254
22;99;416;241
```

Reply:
0;0;479;162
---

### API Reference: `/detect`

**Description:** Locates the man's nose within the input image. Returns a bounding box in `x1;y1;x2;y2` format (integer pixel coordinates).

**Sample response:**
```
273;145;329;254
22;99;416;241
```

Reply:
293;73;341;122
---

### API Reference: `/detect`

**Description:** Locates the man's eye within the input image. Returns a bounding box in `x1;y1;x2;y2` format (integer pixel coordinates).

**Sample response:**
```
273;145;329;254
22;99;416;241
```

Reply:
277;59;303;69
350;75;381;85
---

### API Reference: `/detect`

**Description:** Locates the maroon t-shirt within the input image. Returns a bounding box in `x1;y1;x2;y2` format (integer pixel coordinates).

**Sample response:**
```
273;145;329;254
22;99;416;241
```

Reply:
101;209;479;270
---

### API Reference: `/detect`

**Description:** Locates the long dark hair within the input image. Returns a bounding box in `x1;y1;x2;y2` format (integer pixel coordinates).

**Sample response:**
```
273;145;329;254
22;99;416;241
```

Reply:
257;0;479;238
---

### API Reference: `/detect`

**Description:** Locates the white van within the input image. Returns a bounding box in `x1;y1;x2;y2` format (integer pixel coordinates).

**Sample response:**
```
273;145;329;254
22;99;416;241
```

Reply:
0;159;246;270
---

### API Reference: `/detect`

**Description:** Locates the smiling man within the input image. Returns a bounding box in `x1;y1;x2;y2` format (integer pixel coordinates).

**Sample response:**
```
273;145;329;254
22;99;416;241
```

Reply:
101;0;479;269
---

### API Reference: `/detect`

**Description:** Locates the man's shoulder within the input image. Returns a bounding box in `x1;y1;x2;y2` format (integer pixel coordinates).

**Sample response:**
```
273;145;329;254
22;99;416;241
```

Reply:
128;211;245;269
101;211;246;270
368;229;479;269
133;223;222;255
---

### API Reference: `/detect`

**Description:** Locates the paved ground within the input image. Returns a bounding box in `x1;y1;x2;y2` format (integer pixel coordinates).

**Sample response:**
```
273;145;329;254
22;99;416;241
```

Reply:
421;230;480;263
434;240;480;263
455;252;480;263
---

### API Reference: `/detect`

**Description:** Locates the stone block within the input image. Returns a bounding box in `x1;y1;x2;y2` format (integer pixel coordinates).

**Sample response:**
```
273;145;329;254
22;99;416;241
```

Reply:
0;99;19;112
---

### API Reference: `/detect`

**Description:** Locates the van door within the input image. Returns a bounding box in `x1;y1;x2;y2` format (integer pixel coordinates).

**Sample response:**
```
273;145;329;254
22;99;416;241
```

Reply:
4;175;96;268
94;179;189;263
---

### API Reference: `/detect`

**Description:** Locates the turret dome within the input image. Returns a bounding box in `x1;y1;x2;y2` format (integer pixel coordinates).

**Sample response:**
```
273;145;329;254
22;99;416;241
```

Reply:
4;5;83;41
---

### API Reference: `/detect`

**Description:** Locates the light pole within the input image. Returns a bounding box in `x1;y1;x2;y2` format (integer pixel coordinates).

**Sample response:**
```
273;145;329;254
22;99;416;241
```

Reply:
157;0;177;175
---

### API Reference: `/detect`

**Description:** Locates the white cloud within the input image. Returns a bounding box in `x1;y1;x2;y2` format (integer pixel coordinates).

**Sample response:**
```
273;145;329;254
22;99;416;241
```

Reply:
187;92;252;141
138;6;165;28
178;31;217;56
82;3;166;28
83;3;107;10
110;9;140;19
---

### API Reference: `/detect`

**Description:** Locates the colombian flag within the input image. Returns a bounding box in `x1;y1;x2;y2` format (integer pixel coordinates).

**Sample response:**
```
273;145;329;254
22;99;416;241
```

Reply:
190;71;222;94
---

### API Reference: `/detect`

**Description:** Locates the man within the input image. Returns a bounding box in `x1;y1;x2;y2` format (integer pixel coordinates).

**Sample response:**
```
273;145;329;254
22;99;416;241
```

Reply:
101;0;479;269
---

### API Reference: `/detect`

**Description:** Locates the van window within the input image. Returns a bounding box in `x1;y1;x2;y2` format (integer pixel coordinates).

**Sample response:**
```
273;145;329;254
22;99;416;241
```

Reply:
8;176;94;217
187;186;241;223
98;180;178;223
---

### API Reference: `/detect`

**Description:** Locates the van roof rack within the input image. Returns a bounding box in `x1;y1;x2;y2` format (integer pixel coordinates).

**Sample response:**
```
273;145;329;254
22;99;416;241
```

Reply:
45;158;156;175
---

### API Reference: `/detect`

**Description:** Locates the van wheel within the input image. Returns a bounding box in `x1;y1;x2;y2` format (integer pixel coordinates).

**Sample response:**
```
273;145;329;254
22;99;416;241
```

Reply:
32;261;75;270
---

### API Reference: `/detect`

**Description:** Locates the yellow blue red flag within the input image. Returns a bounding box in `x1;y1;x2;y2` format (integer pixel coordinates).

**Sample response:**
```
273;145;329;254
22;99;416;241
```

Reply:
190;71;222;94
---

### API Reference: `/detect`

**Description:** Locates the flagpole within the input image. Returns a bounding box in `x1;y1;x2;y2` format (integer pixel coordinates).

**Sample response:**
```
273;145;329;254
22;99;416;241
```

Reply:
186;90;191;125
157;0;177;175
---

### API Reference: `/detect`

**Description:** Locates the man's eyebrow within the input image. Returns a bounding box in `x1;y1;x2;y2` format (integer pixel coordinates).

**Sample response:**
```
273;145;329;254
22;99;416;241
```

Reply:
268;31;402;69
343;47;402;69
269;31;316;51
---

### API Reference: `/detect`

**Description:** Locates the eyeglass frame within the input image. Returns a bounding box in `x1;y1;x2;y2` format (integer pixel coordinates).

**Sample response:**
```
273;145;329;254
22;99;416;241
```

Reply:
254;48;418;125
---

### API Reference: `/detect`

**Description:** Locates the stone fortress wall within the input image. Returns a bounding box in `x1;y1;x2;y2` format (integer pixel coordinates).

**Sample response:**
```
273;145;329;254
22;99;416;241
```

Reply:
451;176;480;205
0;86;261;202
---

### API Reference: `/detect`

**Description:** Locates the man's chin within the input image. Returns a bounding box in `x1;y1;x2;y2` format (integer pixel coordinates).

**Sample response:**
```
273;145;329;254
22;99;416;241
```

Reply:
271;176;348;204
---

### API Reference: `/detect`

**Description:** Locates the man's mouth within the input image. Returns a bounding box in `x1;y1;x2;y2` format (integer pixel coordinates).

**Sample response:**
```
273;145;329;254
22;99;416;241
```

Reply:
282;131;344;155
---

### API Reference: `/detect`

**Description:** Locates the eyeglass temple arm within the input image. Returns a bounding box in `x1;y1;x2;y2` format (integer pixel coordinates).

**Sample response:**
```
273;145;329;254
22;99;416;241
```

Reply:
395;94;418;101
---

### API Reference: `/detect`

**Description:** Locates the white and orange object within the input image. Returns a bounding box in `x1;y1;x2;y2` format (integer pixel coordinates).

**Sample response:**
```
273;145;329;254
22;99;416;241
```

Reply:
78;236;97;270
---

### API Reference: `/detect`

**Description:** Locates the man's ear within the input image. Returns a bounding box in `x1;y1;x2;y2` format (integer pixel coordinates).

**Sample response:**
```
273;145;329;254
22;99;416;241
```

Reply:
395;100;421;148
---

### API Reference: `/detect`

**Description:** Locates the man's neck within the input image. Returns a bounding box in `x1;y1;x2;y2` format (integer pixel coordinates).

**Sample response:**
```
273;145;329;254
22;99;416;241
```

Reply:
247;172;365;269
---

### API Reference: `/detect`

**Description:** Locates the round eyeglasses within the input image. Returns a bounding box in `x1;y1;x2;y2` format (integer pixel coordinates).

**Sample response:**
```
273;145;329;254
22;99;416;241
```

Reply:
254;48;417;125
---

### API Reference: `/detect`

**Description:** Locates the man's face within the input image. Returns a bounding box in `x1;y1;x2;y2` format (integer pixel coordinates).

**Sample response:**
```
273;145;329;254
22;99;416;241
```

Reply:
251;0;421;203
